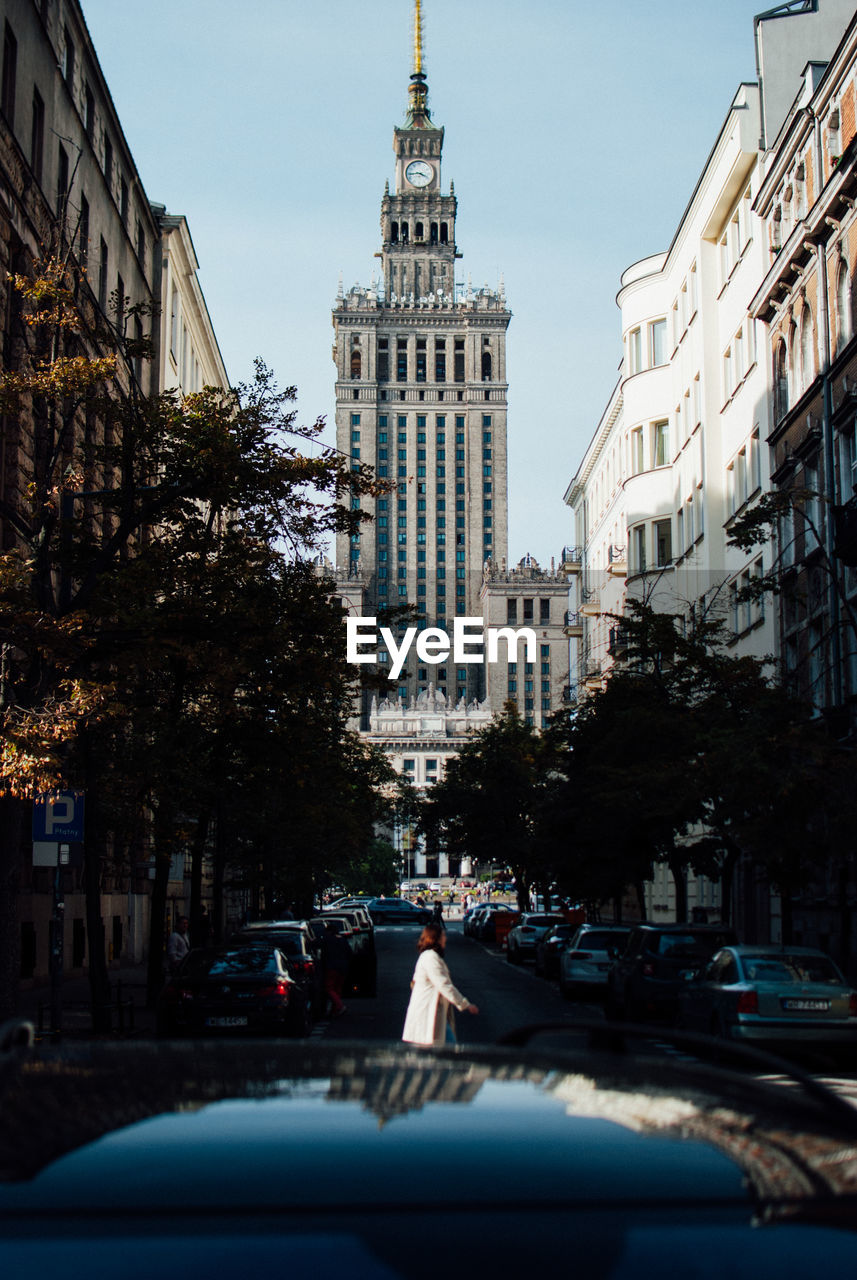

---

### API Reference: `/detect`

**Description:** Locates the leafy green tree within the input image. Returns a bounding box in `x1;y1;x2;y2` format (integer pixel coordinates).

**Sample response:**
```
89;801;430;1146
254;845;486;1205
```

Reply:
0;252;380;1018
420;703;559;910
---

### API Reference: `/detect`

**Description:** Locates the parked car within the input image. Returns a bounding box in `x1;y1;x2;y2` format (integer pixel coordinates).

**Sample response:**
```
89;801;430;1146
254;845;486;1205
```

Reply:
321;907;377;997
156;944;310;1038
473;903;515;942
677;944;857;1051
534;923;577;978
558;924;632;999
361;897;432;926
506;913;568;964
606;923;738;1022
234;923;324;1017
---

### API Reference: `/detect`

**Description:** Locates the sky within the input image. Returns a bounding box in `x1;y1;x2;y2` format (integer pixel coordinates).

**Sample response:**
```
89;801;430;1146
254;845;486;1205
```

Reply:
80;0;771;565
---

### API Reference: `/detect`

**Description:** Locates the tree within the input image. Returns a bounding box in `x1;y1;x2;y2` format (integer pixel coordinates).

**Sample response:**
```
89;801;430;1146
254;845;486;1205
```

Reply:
0;250;381;1018
420;704;559;910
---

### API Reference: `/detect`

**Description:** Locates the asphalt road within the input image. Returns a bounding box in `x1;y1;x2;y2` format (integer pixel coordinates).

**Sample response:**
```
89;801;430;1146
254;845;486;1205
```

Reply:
318;923;597;1047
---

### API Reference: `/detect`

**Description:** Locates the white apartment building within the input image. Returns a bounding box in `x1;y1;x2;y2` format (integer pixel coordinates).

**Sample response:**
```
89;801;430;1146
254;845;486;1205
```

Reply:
565;81;775;701
562;0;857;926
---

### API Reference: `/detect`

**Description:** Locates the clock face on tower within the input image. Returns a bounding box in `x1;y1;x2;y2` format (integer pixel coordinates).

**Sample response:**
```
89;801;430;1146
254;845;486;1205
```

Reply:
405;159;434;188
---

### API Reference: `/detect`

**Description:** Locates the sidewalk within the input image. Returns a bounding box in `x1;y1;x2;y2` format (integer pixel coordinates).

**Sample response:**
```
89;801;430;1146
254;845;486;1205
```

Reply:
15;963;156;1040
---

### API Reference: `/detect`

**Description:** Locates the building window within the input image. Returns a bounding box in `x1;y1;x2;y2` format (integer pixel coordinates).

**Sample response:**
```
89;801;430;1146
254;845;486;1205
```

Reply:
800;308;815;393
630;426;644;474
63;25;75;86
435;340;446;382
836;261;852;353
30;86;44;183
628;327;642;374
98;238;108;309
652;420;669;467
78;193;89;265
377;338;389;381
2;21;17;128
539;598;550;624
350;346;361;378
774;341;789;421
649;318;667;366
397;339;408;381
454;338;465;382
57;143;69;214
84;82;94;138
654;519;672;567
633;524;647;573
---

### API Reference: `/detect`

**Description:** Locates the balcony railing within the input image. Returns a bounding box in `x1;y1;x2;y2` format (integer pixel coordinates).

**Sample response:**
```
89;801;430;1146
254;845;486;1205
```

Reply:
560;545;583;571
563;610;583;634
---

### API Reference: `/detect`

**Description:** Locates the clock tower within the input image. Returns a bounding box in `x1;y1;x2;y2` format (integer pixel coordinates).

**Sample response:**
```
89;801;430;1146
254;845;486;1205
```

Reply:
333;0;511;712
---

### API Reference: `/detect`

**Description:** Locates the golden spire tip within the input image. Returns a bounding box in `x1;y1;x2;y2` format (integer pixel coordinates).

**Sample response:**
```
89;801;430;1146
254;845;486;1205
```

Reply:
413;0;423;77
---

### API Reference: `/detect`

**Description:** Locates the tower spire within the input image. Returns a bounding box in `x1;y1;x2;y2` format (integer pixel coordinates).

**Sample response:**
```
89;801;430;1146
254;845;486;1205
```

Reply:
413;0;423;76
406;0;431;126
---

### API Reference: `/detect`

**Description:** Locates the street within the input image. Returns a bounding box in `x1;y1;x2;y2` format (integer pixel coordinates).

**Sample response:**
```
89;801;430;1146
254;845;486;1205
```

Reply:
314;925;857;1101
316;923;576;1045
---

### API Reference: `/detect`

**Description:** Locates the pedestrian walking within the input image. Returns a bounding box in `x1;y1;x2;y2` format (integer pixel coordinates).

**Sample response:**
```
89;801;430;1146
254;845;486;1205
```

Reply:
166;916;191;974
432;899;444;925
402;923;479;1047
322;922;350;1018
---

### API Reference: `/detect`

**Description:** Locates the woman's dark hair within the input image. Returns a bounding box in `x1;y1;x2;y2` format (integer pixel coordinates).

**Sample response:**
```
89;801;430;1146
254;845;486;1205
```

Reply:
417;923;445;953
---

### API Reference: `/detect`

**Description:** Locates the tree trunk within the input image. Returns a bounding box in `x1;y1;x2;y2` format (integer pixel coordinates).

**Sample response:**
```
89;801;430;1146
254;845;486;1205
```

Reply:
718;844;740;928
666;850;688;923
0;797;24;1022
82;750;112;1033
83;844;111;1032
189;809;210;944
146;852;170;1008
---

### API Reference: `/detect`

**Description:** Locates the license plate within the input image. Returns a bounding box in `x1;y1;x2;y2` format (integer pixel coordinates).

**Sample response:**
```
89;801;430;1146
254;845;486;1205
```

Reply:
781;999;829;1012
205;1015;248;1027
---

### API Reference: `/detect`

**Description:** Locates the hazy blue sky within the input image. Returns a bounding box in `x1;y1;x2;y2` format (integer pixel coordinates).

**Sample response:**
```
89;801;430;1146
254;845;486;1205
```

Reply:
81;0;771;563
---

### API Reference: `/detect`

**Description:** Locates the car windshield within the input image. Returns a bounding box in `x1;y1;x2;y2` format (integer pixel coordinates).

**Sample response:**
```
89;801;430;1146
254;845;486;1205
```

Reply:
742;955;844;984
579;930;630;950
656;933;733;957
185;948;280;978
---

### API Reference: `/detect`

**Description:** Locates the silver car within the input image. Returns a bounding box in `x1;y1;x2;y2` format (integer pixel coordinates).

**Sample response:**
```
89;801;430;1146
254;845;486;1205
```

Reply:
677;944;857;1046
559;924;631;999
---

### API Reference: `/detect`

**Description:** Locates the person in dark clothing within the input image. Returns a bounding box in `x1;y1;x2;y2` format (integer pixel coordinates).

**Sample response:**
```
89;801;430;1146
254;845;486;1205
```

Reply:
322;923;351;1018
432;900;444;926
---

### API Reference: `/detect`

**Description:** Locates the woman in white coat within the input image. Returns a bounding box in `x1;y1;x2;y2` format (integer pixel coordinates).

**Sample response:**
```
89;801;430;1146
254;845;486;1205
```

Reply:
402;923;479;1047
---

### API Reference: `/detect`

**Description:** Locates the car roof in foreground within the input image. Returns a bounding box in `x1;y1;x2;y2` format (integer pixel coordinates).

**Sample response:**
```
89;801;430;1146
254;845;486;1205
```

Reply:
3;1035;857;1273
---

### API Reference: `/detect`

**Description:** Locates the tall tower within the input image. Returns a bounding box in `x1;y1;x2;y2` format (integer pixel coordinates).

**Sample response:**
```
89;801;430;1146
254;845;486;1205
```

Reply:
333;1;511;710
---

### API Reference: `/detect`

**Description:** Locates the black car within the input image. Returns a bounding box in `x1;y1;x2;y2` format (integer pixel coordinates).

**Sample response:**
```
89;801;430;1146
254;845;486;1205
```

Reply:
156;943;311;1038
606;923;738;1023
533;922;576;978
234;925;325;1017
362;897;432;926
4;1032;857;1275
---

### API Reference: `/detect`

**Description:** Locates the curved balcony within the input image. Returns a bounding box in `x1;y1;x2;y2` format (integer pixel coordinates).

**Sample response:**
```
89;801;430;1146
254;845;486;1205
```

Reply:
624;465;675;526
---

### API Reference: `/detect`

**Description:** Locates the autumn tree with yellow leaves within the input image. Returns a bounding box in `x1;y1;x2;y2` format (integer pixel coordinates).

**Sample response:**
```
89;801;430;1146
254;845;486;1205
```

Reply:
0;247;385;1018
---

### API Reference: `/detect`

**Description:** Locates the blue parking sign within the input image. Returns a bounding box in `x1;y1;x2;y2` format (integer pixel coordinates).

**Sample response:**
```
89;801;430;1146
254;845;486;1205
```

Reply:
32;791;85;843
